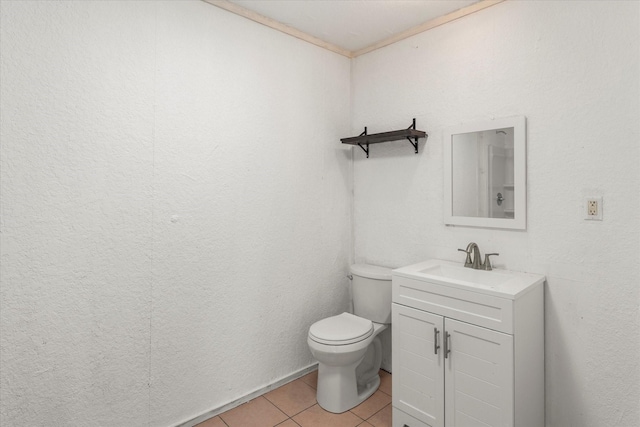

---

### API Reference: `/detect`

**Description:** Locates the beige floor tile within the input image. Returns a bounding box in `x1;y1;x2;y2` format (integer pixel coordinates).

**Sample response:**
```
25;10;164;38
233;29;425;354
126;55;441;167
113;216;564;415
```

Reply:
264;378;318;416
213;369;391;427
367;404;392;427
293;404;363;427
219;396;288;427
195;415;227;427
300;370;318;390
350;391;391;420
378;370;392;396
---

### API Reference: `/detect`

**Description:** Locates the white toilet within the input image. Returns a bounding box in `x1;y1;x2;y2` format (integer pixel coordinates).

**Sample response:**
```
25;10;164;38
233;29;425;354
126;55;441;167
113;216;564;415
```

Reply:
307;263;392;413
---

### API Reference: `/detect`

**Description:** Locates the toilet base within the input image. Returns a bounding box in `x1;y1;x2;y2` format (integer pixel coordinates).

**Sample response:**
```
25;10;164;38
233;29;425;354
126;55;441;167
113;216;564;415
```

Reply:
358;373;381;403
315;335;384;414
316;364;381;414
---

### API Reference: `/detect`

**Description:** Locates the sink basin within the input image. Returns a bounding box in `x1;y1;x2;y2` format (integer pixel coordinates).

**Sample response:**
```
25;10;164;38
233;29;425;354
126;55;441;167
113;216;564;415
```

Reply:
393;259;545;299
418;263;512;288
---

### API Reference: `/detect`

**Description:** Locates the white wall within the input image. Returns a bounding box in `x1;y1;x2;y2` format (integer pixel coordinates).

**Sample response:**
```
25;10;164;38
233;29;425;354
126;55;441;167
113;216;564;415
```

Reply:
351;1;639;426
0;1;352;426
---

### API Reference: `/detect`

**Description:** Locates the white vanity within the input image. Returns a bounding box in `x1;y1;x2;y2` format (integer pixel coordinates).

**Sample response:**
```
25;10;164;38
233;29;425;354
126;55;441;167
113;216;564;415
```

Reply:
391;259;544;427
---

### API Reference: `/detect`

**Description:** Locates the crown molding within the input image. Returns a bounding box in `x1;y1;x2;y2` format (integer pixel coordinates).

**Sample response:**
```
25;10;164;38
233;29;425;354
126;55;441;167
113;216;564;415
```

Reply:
352;0;506;57
203;0;506;59
202;0;353;58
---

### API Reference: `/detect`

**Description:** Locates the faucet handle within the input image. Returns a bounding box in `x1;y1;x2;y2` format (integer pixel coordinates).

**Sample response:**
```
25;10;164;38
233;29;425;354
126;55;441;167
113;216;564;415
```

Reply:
483;253;499;271
458;248;473;267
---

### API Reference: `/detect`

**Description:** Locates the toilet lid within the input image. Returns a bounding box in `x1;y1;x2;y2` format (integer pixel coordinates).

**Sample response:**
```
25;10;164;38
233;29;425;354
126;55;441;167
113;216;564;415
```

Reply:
309;313;374;345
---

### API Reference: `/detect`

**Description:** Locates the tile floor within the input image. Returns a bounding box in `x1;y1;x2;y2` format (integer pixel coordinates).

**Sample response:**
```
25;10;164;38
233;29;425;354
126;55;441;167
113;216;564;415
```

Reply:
196;369;392;427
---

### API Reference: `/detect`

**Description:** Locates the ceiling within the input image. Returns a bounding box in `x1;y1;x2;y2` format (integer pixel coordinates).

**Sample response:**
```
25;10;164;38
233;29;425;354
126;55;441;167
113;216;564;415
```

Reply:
215;0;489;57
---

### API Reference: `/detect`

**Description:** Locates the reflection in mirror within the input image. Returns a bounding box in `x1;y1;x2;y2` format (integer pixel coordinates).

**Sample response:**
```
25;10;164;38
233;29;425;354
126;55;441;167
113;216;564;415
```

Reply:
452;127;514;218
444;116;526;230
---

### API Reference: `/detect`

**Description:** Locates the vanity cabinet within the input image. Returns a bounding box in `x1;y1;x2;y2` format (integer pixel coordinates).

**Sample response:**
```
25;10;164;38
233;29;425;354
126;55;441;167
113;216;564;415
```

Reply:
391;260;544;427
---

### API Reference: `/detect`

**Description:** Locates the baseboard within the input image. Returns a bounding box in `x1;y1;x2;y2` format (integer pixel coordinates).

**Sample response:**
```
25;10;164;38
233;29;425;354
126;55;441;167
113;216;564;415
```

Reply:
174;363;319;427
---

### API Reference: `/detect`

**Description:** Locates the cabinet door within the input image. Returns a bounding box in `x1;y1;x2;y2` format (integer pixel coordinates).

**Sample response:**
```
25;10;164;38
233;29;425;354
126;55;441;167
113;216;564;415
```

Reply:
393;304;445;427
444;319;514;427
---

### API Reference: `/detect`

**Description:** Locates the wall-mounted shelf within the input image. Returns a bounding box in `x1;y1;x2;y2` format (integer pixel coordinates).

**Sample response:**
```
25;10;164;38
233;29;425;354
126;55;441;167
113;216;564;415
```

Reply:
341;118;427;158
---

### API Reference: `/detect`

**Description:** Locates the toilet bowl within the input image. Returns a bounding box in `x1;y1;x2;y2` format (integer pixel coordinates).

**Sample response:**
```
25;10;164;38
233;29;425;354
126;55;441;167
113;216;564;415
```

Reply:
307;264;392;413
308;314;387;413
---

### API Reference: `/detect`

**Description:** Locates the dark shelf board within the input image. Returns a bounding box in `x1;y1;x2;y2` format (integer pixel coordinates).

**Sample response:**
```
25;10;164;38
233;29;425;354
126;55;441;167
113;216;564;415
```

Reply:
341;128;427;146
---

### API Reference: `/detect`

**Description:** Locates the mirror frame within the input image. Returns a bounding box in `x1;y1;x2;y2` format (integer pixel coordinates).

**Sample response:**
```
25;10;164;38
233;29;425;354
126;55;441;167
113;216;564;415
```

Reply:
444;116;527;230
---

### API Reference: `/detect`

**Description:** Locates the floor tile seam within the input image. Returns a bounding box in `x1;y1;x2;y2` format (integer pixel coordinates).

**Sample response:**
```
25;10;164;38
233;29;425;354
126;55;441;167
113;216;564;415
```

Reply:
364;402;392;423
267;399;319;419
263;377;316;398
290;401;320;418
275;418;300;427
295;378;318;393
351;392;392;421
289;403;316;422
256;394;289;417
217;413;230;426
300;376;317;389
289;403;327;421
378;387;391;397
197;415;230;427
259;395;290;419
262;380;319;418
218;396;288;426
348;409;367;422
290;403;366;425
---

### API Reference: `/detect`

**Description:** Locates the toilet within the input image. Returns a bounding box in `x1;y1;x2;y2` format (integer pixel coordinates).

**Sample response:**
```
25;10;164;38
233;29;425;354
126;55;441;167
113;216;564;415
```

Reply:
307;263;392;413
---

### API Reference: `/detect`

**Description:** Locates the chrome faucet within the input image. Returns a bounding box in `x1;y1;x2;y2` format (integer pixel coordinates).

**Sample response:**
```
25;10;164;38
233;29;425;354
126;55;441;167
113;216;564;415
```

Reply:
458;242;499;271
458;242;481;269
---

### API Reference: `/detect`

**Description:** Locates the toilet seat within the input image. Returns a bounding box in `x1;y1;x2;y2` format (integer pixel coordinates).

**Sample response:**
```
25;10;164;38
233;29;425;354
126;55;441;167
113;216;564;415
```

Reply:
309;313;373;346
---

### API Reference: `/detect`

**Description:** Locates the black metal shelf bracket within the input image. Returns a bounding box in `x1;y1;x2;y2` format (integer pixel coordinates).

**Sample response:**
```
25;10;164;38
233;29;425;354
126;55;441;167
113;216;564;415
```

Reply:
407;118;419;154
357;127;370;158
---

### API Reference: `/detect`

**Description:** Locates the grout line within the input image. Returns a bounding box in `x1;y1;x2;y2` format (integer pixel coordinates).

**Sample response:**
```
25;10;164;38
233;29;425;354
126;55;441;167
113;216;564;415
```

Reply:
274;418;299;427
258;395;289;418
350;410;366;421
267;401;318;420
260;377;319;418
286;401;318;419
289;403;321;421
365;402;392;423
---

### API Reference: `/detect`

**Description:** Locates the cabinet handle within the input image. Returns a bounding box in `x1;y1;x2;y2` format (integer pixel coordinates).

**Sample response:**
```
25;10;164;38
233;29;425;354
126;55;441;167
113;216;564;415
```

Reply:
434;327;440;355
444;332;451;359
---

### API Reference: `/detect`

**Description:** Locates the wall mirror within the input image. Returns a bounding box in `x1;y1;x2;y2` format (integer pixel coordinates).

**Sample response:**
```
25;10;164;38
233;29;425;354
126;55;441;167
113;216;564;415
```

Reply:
444;116;526;230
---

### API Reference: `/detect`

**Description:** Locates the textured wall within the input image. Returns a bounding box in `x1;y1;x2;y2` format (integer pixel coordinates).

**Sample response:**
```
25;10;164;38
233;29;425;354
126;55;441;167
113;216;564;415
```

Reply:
351;1;639;426
147;3;352;425
0;1;352;426
3;1;639;426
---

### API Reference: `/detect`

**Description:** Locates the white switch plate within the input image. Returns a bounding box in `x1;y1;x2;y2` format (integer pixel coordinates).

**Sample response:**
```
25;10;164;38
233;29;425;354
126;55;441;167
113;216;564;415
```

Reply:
585;197;603;220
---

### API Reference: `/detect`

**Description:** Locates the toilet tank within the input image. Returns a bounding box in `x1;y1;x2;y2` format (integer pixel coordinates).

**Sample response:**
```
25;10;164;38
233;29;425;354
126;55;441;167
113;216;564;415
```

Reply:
351;264;393;324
